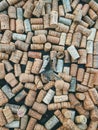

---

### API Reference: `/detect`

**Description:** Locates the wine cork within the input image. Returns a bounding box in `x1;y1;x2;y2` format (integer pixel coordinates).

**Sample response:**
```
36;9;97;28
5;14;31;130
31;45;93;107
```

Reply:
88;88;98;105
54;95;68;103
3;106;14;123
71;0;80;9
32;34;46;44
24;83;36;91
1;84;15;99
82;4;89;16
50;11;58;28
67;45;80;60
0;14;9;30
34;124;46;130
56;23;69;33
30;18;43;24
25;90;36;107
0;108;6;126
1;30;12;44
65;33;72;46
75;115;87;124
0;44;15;53
17;7;23;20
43;89;55;104
89;0;98;12
19;73;34;83
59;33;66;46
76;84;88;92
32;102;47;114
31;58;43;74
28;51;42;59
32;24;44;30
12;33;26;41
62;109;75;121
77;68;84;82
15;90;27;102
83;15;95;27
26;118;37;130
62;0;71;13
52;45;64;52
89;9;98;20
31;44;44;50
16;19;24;33
24;1;34;18
5;73;18;87
36;89;46;103
0;89;8;106
8;6;16;19
28;109;42;120
46;3;51;14
76;93;85;101
14;64;21;77
70;64;78;77
88;73;94;88
76;25;91;36
86;54;93;68
49;30;61;37
26;32;33;44
20;52;28;65
77;124;87;130
74;10;82;23
59;17;72;26
24;19;31;33
69;77;76;92
45;115;59;130
80;35;86;48
20;115;28;130
59;5;64;16
0;0;9;12
44;42;52;52
12;82;23;94
72;32;82;47
35;30;47;36
44;14;50;29
33;0;45;17
25;61;33;74
78;49;87;64
56;59;63;73
84;92;94;110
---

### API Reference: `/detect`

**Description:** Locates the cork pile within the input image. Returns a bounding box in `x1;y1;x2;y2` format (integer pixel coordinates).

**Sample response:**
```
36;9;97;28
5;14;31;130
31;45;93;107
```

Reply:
0;0;98;130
